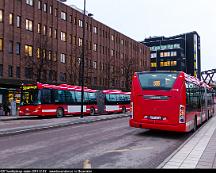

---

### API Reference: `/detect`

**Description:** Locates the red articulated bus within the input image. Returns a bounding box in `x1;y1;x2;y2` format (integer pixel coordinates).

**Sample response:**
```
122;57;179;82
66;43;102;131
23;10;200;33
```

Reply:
129;71;214;133
19;83;98;118
96;90;131;114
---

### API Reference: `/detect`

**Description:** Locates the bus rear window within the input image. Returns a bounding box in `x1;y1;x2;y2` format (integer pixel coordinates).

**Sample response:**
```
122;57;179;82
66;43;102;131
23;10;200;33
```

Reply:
138;72;179;90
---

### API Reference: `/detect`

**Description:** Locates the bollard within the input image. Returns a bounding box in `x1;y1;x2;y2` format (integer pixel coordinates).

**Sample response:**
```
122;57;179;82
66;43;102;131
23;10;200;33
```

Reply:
83;159;92;169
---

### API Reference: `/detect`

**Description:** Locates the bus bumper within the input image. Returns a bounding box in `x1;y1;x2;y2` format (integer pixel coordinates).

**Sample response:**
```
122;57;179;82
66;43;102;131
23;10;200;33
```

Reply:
129;119;187;133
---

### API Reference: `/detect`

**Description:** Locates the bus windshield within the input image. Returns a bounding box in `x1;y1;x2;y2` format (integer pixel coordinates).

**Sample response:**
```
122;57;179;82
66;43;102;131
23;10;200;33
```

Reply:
20;86;40;106
138;72;179;90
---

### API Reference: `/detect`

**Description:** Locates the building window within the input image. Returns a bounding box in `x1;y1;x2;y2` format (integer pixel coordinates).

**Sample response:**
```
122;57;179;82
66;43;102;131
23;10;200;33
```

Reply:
54;29;57;39
36;48;40;58
38;0;42;9
8;65;13;77
61;12;66;20
48;51;52;60
151;62;157;68
160;52;164;57
93;26;97;34
9;13;13;25
164;52;170;57
171;61;177;66
43;3;47;12
15;42;21;55
0;10;3;22
111;49;114;56
53;52;57;62
160;61;164;67
151;53;157;58
8;41;13;54
42;49;46;59
0;38;3;51
60;53;66;63
93;43;97;52
0;64;3;77
60;32;66;42
25;45;33;57
25;67;33;79
25;19;33;31
54;8;58;17
78;38;83;47
60;72;66;82
171;51;177;57
37;23;41;33
16;16;21;27
43;25;46;35
16;67;20;78
49;6;52;14
26;0;33;6
78;20;83;27
48;27;52;37
121;39;124;45
93;61;97;69
111;35;114;41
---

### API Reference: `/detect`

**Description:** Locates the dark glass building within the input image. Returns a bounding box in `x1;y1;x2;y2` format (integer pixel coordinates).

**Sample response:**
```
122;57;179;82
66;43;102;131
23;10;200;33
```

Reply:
142;31;201;79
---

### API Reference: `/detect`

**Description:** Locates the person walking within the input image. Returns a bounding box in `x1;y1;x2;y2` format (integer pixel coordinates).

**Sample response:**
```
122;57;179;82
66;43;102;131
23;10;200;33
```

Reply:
3;101;10;116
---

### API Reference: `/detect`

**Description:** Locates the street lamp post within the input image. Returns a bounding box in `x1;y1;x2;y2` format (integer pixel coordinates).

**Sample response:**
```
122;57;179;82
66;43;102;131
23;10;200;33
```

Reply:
80;0;86;118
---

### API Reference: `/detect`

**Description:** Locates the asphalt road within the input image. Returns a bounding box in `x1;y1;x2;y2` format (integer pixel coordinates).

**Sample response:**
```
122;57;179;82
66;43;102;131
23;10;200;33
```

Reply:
0;117;190;169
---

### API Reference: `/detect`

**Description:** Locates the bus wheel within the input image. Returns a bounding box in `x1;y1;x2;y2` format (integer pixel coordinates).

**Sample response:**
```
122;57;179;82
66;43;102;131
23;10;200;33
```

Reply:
90;107;95;116
56;108;64;118
122;107;127;113
193;117;197;132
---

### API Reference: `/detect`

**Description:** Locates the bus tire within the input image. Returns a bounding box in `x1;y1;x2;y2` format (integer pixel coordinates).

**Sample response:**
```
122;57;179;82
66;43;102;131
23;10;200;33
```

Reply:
56;108;64;118
90;107;95;116
122;107;127;113
193;116;197;132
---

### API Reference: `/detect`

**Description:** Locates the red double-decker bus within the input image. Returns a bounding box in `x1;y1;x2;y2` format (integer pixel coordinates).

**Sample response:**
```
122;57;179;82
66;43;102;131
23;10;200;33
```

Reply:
19;83;98;117
96;90;131;114
129;71;214;132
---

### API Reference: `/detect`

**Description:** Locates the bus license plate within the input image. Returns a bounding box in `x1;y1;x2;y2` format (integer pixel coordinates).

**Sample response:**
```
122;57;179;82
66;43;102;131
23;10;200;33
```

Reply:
149;116;162;120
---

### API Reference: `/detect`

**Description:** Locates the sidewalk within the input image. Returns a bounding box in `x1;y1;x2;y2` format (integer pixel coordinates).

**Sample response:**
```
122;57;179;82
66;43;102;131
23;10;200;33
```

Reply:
158;115;216;169
0;113;130;136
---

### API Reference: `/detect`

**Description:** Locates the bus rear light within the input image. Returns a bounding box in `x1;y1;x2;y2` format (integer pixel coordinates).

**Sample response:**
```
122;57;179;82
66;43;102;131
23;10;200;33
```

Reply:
179;105;185;123
130;102;133;119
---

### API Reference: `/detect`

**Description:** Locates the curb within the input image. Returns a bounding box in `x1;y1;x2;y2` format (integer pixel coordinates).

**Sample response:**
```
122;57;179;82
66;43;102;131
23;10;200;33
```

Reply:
0;114;130;137
157;117;213;169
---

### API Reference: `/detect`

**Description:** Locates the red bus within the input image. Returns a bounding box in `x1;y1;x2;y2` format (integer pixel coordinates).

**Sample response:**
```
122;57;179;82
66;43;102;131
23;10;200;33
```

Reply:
129;71;214;132
96;90;131;114
19;83;98;117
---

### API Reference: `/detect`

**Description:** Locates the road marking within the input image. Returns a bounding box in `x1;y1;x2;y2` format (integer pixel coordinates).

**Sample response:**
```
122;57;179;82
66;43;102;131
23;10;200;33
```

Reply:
105;147;153;153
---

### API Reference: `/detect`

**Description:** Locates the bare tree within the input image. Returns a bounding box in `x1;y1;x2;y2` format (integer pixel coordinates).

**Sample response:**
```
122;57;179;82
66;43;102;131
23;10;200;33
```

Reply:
66;43;94;87
23;35;57;83
119;56;135;91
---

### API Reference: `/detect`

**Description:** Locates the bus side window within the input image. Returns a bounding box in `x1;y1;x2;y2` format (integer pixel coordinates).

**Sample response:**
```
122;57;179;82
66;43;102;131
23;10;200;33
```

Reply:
65;91;75;104
41;89;52;104
53;90;65;104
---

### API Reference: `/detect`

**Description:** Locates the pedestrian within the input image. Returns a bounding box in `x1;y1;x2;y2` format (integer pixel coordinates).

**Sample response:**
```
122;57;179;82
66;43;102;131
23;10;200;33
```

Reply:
3;101;10;116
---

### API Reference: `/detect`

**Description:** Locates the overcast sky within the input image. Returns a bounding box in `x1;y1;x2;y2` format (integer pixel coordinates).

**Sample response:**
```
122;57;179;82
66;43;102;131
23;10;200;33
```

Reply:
66;0;216;72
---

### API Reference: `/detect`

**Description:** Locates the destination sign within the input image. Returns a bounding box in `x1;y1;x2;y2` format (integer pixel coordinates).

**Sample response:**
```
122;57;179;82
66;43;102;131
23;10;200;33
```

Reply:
22;85;37;91
153;80;161;87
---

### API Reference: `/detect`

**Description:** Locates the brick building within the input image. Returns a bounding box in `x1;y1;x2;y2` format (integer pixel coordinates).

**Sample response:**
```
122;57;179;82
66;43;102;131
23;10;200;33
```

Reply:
0;0;150;104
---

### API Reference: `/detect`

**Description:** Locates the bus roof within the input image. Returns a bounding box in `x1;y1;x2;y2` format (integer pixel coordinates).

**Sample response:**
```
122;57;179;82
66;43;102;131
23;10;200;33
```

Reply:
32;83;98;92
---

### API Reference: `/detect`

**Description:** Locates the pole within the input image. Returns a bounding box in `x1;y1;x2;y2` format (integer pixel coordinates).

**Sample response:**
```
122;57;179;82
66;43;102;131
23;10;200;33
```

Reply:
80;0;86;118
